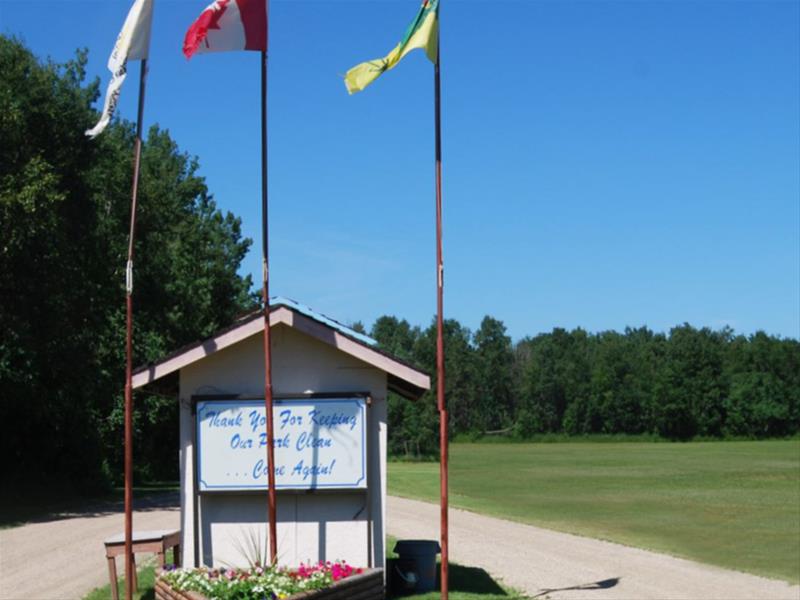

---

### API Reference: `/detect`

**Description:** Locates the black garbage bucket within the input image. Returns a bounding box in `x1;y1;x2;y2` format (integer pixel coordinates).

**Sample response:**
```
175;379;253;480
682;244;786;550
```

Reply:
392;539;441;593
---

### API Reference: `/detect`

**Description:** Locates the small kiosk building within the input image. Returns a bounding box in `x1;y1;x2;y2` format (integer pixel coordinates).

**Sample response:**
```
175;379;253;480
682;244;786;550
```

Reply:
132;298;430;570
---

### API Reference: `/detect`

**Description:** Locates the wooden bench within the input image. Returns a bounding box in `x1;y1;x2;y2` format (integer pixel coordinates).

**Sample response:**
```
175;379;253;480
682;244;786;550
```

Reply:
104;529;181;600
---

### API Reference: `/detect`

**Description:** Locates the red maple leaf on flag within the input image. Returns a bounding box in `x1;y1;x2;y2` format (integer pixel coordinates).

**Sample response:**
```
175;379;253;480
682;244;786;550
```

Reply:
183;0;231;59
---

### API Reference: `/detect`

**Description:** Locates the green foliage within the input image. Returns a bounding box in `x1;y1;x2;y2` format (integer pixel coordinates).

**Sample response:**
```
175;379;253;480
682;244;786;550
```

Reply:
371;312;798;454
83;549;176;600
83;563;157;600
473;317;513;432
0;36;255;489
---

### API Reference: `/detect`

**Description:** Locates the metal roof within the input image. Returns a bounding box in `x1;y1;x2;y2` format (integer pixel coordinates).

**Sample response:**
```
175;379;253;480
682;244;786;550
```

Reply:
270;296;377;347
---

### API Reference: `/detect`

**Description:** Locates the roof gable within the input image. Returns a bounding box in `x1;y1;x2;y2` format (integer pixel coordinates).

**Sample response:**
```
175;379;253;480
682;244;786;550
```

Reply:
132;299;430;399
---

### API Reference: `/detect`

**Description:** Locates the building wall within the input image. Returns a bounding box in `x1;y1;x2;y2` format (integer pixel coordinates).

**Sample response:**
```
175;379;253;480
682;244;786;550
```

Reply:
178;323;388;569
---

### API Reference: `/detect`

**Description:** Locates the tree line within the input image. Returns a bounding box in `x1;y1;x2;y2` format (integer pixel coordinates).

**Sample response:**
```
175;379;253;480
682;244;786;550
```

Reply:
371;316;799;457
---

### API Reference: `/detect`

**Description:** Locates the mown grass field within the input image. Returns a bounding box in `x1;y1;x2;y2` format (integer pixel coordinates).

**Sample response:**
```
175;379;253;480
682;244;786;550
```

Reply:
388;440;800;583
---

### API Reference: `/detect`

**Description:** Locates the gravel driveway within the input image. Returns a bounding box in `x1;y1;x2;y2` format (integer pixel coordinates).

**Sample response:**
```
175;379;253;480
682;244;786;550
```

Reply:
0;494;179;600
2;494;797;600
387;495;800;600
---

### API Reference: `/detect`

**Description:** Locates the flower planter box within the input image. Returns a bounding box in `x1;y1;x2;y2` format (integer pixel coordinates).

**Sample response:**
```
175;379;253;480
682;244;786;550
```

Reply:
155;567;384;600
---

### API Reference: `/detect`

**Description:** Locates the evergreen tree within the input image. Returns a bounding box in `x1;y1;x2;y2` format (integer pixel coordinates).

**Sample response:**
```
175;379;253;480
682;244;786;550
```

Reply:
473;316;514;432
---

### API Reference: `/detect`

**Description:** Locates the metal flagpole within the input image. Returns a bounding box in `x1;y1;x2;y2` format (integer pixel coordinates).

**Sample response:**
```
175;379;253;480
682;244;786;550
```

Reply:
434;15;449;600
260;42;278;564
124;57;148;600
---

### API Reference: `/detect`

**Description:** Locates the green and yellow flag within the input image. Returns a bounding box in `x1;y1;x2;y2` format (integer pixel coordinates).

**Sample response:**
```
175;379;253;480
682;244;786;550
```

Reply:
345;0;439;94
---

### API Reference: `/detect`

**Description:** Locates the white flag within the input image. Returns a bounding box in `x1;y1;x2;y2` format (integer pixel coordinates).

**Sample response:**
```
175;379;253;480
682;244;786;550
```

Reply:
85;0;154;138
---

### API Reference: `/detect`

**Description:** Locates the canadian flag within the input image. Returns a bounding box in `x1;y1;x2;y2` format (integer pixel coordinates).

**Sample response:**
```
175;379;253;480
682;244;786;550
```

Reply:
183;0;267;59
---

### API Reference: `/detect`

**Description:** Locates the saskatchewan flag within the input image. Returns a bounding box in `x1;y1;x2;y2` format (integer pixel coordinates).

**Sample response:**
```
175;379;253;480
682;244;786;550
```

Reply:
345;0;439;94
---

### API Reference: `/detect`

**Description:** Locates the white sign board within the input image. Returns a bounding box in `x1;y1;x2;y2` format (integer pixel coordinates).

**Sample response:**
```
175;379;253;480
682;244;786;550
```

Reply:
196;398;367;491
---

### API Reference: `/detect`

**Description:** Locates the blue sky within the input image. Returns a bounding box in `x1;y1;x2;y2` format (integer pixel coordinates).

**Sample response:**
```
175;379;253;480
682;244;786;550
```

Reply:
2;0;798;340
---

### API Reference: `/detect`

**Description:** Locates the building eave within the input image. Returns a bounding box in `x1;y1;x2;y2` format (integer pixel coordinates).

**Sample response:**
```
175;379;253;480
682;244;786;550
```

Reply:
132;304;430;400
